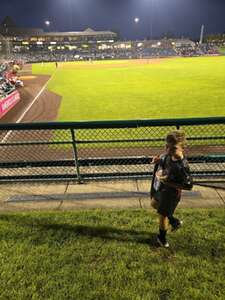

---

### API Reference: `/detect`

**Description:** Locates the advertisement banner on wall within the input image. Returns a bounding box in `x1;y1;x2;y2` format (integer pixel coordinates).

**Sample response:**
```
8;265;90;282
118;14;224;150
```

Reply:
0;90;21;119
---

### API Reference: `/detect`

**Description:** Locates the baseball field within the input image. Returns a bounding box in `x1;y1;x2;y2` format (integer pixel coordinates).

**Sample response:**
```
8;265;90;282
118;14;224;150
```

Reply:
32;56;225;122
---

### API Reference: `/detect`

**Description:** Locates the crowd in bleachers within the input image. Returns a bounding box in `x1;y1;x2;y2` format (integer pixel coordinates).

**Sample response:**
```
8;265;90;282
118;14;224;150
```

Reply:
2;40;220;64
175;44;219;57
0;76;15;99
0;39;220;99
0;62;20;99
206;34;225;47
138;48;177;58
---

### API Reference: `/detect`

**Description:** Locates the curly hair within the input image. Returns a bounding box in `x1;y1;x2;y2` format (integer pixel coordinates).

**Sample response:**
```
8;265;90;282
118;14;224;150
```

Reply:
166;130;186;148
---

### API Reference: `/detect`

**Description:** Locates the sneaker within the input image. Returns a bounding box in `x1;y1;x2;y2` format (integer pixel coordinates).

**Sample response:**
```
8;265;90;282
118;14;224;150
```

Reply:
157;235;169;248
171;220;183;232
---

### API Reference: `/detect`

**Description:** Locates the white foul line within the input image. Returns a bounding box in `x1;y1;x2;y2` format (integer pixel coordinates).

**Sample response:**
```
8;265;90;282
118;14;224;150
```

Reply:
1;70;57;143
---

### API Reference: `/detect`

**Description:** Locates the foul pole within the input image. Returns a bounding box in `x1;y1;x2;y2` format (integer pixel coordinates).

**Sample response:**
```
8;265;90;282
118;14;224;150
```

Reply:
199;25;205;44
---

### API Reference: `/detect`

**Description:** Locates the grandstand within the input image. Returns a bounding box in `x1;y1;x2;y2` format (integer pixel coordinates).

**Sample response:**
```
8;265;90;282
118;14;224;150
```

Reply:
0;16;117;58
206;33;225;46
0;16;221;63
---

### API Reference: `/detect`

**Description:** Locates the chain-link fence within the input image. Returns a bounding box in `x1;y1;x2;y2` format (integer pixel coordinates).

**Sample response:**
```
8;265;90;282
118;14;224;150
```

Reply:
0;117;224;183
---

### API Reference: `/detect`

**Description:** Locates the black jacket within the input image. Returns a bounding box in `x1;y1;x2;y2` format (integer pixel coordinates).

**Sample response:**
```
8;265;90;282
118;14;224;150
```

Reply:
150;154;193;198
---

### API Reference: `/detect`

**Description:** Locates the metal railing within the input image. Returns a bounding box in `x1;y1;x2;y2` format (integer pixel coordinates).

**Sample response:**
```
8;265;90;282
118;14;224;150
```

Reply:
0;117;224;183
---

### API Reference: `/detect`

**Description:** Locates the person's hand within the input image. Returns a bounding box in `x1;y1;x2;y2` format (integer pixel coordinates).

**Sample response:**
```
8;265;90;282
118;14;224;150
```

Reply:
151;155;160;164
156;170;168;182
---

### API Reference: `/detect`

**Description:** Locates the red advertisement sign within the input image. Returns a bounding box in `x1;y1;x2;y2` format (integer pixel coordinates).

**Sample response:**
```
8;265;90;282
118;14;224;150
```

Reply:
0;90;21;119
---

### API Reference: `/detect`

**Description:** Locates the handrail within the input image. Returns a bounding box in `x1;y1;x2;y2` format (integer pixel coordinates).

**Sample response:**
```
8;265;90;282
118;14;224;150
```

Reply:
0;116;224;183
0;116;225;131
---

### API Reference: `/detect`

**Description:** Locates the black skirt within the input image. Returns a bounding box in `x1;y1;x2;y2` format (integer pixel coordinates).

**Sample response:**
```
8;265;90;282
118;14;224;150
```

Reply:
153;187;181;217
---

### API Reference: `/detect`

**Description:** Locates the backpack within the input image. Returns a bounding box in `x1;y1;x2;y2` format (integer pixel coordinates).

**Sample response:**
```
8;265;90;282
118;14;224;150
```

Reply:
166;156;193;191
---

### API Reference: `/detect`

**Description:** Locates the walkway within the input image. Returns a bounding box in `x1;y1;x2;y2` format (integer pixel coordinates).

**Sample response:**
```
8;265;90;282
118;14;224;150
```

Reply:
0;180;224;212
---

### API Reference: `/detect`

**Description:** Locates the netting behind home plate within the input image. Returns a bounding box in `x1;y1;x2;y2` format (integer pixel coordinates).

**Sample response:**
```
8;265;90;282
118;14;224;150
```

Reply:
0;117;224;183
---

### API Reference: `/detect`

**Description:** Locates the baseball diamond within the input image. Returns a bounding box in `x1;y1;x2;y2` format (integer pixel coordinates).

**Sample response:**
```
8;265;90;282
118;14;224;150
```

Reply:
1;57;225;123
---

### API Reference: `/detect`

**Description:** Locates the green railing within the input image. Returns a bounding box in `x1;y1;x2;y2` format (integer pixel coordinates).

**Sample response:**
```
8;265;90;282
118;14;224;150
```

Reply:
0;117;224;183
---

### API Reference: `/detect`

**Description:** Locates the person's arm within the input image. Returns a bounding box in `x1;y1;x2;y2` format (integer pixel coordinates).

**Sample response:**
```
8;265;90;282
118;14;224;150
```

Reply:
151;155;160;164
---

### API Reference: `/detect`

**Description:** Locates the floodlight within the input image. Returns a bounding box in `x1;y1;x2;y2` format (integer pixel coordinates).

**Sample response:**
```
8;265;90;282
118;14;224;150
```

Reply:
134;18;140;24
45;20;50;26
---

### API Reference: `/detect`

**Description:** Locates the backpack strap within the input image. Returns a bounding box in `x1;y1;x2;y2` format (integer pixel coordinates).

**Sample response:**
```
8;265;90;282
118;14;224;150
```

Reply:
150;154;169;198
150;162;159;198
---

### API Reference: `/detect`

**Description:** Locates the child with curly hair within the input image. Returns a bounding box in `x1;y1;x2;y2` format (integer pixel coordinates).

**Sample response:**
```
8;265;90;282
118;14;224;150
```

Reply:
150;130;193;248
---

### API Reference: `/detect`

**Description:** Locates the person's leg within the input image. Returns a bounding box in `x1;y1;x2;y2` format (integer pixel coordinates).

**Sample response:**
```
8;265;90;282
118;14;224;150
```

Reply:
151;198;158;210
157;214;169;247
155;191;170;247
168;215;179;224
168;215;183;231
159;214;169;231
167;195;182;231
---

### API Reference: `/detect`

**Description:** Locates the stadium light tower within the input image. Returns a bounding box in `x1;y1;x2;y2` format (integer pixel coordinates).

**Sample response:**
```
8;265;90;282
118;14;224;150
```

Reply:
134;18;140;40
45;20;50;26
45;20;51;32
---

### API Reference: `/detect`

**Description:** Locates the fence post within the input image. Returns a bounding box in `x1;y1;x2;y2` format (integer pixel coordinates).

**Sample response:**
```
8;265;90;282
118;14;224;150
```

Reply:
70;128;82;183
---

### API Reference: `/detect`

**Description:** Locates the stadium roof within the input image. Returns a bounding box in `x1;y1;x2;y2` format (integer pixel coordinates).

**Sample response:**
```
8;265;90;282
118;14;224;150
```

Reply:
38;29;116;37
84;28;95;32
0;17;116;37
0;27;44;36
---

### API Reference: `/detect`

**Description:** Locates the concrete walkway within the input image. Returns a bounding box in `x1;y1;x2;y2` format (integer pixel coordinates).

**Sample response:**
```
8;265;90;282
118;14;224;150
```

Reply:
0;180;224;212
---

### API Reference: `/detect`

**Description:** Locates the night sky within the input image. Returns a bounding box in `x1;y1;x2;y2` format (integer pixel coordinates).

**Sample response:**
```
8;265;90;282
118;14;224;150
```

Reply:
0;0;225;40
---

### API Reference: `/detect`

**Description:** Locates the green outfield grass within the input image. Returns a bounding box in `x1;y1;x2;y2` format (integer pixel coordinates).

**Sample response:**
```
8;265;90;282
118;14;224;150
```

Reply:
32;57;225;122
